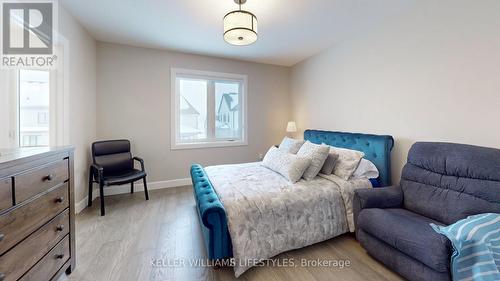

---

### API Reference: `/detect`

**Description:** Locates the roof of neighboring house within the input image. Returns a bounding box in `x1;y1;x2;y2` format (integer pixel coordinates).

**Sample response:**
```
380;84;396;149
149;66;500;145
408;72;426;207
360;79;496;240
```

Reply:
180;96;200;115
217;93;239;114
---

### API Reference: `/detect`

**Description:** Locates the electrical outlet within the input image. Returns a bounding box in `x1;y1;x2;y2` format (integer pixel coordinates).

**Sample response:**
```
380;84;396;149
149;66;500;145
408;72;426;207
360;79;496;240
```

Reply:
258;153;264;160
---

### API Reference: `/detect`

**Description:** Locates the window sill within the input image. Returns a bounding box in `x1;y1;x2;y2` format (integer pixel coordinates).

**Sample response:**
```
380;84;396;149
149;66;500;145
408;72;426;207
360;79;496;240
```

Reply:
171;140;248;150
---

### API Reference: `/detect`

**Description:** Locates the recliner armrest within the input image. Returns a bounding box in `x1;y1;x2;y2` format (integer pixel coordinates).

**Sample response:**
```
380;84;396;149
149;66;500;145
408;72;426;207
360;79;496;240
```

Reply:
355;185;403;210
353;185;403;232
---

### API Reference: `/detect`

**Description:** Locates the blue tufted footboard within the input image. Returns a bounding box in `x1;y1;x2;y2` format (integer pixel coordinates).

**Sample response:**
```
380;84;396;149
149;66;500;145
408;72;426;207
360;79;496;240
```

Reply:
190;164;233;260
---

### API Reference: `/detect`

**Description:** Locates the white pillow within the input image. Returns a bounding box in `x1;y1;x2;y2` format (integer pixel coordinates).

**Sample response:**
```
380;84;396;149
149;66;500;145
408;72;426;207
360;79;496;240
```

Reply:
330;146;365;180
278;137;305;154
262;146;311;183
297;141;330;180
351;158;379;179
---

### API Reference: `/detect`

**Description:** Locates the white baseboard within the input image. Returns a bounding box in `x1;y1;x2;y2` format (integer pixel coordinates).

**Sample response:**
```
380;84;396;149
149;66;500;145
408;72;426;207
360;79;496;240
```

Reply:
75;178;191;214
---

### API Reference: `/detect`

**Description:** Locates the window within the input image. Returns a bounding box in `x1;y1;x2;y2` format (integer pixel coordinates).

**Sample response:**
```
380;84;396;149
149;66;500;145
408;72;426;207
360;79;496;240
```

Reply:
171;68;247;149
0;69;55;148
18;70;51;147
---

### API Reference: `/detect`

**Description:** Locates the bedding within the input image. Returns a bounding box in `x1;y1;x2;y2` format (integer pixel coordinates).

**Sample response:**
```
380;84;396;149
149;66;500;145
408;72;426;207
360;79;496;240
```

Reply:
318;173;372;231
329;146;365;180
296;141;330;180
205;162;371;277
351;158;379;179
278;137;304;154
262;146;311;182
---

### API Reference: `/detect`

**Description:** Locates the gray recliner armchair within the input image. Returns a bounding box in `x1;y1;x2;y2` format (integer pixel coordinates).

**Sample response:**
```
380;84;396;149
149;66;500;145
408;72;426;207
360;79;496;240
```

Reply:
353;142;500;281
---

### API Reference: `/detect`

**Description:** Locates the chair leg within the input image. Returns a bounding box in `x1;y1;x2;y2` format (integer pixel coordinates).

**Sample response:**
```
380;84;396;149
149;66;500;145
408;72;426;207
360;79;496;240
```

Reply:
143;177;149;200
131;182;134;194
100;182;105;216
88;170;93;207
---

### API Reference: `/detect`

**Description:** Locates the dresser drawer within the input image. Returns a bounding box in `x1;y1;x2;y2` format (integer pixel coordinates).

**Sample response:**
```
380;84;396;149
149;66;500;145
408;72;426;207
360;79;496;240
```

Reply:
0;209;69;281
14;159;68;204
0;183;68;255
0;178;12;213
19;235;70;281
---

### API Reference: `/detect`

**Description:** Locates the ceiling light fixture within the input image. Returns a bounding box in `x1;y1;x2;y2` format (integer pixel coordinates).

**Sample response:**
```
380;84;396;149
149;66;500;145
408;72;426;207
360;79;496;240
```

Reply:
223;0;258;46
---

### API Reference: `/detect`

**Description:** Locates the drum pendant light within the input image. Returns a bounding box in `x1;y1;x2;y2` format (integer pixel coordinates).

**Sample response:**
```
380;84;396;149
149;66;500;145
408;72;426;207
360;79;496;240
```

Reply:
223;0;258;46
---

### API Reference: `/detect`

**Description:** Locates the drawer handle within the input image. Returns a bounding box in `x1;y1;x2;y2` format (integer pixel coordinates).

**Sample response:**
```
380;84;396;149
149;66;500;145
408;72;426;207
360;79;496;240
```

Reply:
55;254;65;259
0;272;5;281
56;225;65;232
0;233;4;242
44;174;55;181
55;197;64;203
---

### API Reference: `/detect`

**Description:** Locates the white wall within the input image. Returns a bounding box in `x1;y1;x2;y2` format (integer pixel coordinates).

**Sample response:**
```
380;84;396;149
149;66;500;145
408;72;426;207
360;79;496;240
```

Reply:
291;0;500;184
59;7;97;202
96;42;290;183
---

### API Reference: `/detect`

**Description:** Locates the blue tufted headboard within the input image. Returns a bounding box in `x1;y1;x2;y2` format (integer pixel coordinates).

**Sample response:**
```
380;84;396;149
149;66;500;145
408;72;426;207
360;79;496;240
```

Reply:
304;130;395;186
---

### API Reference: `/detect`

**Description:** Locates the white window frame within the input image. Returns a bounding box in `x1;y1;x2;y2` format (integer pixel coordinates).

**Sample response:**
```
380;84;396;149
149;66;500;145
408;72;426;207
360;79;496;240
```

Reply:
171;68;248;150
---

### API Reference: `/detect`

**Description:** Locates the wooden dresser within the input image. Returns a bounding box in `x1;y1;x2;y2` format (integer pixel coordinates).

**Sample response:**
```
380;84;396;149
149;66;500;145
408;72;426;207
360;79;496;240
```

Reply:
0;147;75;281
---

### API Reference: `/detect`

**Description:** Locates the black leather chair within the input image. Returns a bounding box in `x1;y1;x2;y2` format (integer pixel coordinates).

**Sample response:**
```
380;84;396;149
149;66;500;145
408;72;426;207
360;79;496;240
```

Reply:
88;140;149;216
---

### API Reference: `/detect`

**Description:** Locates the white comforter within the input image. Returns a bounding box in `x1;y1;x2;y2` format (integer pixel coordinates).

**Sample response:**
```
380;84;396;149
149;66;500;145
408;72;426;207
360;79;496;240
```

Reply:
204;162;371;277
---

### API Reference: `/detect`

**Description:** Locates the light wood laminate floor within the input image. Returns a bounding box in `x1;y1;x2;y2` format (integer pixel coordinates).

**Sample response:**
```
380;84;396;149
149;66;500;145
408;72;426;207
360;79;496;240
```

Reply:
58;186;404;281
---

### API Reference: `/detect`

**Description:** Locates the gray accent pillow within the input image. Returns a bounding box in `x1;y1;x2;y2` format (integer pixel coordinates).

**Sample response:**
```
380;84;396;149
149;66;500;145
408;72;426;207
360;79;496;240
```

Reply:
262;146;311;183
278;137;305;154
330;146;365;180
321;152;339;174
297;141;330;180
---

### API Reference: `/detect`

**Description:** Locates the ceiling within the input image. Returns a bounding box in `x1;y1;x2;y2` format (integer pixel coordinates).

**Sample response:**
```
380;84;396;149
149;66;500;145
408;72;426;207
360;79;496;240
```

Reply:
61;0;416;66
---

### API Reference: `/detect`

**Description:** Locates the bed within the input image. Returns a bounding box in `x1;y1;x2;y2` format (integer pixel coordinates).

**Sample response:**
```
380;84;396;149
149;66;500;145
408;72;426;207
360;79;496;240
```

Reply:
190;130;394;276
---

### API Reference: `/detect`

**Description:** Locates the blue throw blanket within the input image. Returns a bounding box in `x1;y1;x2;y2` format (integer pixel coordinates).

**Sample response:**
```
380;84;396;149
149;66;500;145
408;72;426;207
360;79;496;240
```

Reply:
431;213;500;281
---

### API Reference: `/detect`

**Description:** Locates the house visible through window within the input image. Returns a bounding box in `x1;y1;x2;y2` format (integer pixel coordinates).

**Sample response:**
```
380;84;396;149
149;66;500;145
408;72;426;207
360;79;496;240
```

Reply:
172;68;247;149
19;70;50;147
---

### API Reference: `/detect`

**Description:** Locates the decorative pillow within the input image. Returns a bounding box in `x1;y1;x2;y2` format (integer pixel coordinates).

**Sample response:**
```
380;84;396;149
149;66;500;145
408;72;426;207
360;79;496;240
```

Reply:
329;146;365;180
297;141;330;180
351;158;379;179
278;137;305;154
321;152;339;174
262;146;311;183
